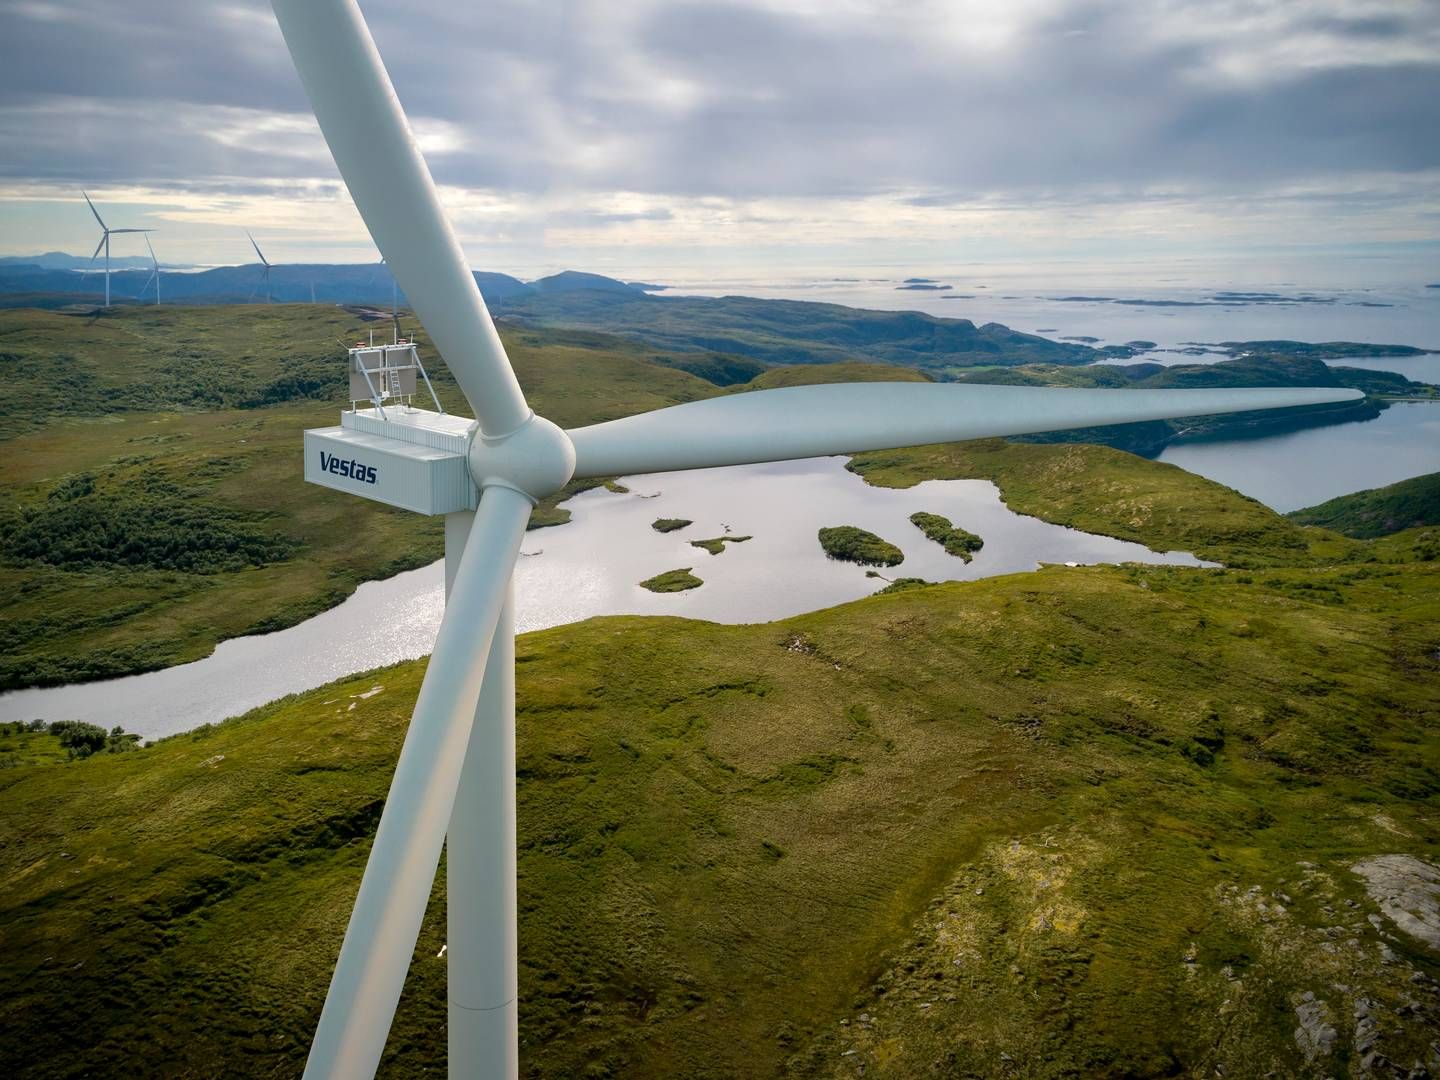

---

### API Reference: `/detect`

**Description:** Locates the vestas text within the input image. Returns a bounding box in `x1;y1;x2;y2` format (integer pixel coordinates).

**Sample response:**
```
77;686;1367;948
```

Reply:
319;451;378;484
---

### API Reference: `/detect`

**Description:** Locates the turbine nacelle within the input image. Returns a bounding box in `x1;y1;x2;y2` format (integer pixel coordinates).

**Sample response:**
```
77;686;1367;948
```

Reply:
305;403;575;513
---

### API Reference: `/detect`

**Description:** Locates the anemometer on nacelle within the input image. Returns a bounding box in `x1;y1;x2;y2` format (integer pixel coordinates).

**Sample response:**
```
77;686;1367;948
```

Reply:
305;333;480;517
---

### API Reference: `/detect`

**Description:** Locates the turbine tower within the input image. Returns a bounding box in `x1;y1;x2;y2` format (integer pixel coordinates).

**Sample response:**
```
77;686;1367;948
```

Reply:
247;230;272;302
81;191;152;308
268;2;1363;1077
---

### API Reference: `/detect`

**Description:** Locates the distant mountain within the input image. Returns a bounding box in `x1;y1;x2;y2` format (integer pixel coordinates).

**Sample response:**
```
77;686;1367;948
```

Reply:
0;258;1091;371
0;251;156;270
0;260;537;308
530;270;639;295
497;291;1093;370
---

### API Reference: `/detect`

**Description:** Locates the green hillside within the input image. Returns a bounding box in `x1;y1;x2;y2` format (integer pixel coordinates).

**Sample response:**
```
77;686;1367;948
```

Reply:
1;536;1436;1077
2;303;1438;1077
0;305;721;689
1288;472;1440;538
501;290;1094;372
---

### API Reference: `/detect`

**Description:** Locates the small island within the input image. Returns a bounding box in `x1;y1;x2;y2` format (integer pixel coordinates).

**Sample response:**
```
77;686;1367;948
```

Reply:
690;535;752;555
909;512;984;562
817;525;904;567
639;567;703;593
651;518;692;533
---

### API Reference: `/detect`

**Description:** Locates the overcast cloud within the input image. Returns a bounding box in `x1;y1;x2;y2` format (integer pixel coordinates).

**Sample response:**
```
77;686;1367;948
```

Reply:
1;0;1437;273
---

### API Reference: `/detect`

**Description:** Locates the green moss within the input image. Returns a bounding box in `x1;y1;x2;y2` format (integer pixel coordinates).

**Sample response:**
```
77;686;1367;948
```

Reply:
651;518;693;534
908;511;984;561
689;535;752;555
639;567;703;592
818;525;904;566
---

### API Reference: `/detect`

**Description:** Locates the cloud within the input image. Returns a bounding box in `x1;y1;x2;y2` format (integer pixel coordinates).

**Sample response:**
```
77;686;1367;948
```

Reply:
0;0;1436;264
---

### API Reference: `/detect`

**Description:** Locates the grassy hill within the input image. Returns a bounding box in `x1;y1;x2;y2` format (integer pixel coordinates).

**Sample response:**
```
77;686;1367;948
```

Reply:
1288;472;1440;538
500;290;1093;373
0;305;722;689
1;536;1436;1077
3;303;1439;1076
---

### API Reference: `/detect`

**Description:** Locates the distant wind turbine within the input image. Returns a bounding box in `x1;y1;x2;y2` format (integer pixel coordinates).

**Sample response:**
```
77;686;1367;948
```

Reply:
269;2;1367;1078
247;230;272;302
138;236;161;305
81;191;152;308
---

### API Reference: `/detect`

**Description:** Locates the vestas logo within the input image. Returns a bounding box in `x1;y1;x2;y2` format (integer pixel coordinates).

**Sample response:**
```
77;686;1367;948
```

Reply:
320;451;378;484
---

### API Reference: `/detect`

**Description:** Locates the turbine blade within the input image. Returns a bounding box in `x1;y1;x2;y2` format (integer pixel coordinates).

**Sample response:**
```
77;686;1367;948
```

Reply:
88;236;106;263
109;228;153;234
270;0;529;435
82;190;105;229
146;235;157;267
302;485;532;1080
568;382;1365;479
247;229;269;266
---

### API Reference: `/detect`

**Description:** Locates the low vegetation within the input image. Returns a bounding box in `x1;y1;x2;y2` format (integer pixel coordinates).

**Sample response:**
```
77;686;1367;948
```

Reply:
690;535;751;555
0;720;140;767
638;567;703;592
0;305;723;689
817;525;904;566
1;522;1436;1077
651;518;693;533
1287;470;1440;538
874;576;933;594
908;510;984;561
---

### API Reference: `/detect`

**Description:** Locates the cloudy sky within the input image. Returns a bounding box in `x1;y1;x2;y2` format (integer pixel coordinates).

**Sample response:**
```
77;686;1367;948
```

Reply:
1;0;1437;280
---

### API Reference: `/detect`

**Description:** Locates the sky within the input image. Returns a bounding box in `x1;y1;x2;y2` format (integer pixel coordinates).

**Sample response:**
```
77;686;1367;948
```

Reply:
1;0;1438;282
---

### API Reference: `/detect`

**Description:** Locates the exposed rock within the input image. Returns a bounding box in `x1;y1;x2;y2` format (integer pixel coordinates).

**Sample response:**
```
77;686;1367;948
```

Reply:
1294;996;1339;1061
1353;856;1440;952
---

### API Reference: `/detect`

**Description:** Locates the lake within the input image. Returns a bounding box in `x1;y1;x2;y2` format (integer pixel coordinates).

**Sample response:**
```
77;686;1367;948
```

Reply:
1158;401;1440;512
0;456;1212;740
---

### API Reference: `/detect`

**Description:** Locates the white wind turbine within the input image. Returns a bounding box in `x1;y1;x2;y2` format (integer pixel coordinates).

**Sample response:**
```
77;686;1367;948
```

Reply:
247;229;273;302
81;191;152;308
268;2;1363;1077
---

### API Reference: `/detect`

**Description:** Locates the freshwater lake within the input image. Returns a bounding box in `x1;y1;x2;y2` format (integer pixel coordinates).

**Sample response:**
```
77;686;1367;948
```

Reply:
3;272;1436;737
0;456;1213;740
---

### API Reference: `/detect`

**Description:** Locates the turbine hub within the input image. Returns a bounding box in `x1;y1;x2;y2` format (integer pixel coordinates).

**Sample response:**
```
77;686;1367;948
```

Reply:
467;412;576;502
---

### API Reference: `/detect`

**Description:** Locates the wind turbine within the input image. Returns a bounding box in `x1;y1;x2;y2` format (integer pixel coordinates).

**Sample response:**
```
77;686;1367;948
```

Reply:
268;2;1363;1077
138;236;160;305
247;229;272;302
81;191;152;308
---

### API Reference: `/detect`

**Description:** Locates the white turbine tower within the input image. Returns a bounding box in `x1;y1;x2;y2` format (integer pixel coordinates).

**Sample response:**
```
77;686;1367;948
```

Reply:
81;191;152;308
268;2;1363;1077
247;230;273;302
